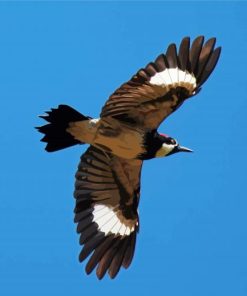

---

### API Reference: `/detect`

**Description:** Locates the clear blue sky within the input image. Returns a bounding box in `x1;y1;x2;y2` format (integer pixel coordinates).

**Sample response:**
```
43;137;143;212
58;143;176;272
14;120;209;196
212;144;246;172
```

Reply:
0;1;247;296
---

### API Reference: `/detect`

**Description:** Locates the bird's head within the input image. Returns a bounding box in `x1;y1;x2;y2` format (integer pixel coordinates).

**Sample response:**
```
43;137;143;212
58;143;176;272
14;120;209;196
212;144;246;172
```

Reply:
155;133;193;158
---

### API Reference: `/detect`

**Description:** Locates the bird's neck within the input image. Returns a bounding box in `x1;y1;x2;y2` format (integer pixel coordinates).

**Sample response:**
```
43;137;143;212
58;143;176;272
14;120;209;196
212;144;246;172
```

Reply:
139;130;163;160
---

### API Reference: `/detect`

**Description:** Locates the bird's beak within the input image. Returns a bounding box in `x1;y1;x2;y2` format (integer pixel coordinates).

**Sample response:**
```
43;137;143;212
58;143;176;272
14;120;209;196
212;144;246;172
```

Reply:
176;145;193;153
165;145;193;157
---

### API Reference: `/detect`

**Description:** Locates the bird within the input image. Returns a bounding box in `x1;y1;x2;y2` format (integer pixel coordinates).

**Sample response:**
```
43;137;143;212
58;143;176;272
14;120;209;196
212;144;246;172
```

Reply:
37;36;221;279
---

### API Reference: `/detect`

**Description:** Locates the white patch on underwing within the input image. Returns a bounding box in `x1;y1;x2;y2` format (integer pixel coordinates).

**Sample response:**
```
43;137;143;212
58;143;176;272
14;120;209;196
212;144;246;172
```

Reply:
150;67;197;89
92;204;135;236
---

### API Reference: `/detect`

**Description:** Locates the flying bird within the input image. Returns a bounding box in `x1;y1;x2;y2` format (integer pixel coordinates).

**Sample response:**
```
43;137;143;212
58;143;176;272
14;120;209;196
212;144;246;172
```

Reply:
37;36;221;279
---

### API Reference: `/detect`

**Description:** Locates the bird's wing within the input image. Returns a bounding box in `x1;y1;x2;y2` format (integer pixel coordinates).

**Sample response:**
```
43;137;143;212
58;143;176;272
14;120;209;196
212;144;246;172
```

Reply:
74;145;142;279
100;36;221;130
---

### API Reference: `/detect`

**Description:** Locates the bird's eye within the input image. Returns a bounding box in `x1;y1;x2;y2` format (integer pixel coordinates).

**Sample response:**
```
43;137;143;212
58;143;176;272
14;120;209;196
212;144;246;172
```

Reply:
170;138;176;145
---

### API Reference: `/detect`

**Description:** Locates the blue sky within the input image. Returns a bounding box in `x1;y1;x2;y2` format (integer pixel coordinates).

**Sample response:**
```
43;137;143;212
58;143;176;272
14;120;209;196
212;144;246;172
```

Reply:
0;1;247;296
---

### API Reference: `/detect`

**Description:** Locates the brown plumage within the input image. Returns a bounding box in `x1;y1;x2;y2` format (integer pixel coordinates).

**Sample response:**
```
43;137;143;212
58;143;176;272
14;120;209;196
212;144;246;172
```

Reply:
37;36;221;279
74;146;140;279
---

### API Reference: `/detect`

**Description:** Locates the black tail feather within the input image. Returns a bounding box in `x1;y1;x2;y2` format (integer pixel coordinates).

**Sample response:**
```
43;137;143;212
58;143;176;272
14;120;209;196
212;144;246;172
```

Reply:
36;104;91;152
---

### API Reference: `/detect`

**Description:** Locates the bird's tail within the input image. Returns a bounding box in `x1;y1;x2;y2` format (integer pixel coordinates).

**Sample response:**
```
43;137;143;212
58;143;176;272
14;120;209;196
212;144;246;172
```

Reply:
36;104;91;152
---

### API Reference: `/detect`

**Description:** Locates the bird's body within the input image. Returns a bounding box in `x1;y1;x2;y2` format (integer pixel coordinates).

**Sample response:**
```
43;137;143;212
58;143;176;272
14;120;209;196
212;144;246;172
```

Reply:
37;36;221;279
67;116;146;159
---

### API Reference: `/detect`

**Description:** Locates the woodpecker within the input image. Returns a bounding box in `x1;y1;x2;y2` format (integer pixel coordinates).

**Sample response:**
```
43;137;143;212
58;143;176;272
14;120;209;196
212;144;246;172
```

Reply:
37;36;221;279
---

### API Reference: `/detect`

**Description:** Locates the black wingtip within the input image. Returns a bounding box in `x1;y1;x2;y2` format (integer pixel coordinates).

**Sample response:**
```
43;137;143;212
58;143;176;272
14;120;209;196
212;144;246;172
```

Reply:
194;35;205;43
198;46;221;86
190;36;205;72
178;37;190;71
166;43;178;68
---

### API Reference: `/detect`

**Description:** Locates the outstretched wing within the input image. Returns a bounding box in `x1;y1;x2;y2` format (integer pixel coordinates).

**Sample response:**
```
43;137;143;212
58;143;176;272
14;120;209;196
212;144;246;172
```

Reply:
100;36;221;130
74;145;142;279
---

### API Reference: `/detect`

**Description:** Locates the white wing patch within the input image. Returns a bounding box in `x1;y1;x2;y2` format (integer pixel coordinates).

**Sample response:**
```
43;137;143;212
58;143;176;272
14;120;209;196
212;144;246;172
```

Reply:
92;204;135;236
150;67;196;89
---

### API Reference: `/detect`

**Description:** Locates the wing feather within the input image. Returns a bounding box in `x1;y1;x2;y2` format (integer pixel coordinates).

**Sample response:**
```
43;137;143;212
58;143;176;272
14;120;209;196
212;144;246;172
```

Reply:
79;233;106;262
196;38;216;79
122;232;137;269
74;146;142;279
198;47;221;86
108;237;129;279
178;37;190;71
85;236;116;275
190;36;204;73
154;54;167;71
96;239;122;279
100;36;221;130
166;43;178;68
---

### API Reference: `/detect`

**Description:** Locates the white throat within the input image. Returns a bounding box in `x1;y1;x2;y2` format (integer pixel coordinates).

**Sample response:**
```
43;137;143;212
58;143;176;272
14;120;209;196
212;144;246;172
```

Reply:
156;143;176;157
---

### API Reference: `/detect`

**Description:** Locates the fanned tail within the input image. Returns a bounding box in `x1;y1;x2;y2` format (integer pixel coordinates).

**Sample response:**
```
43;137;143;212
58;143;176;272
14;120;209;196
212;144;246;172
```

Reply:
36;104;91;152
